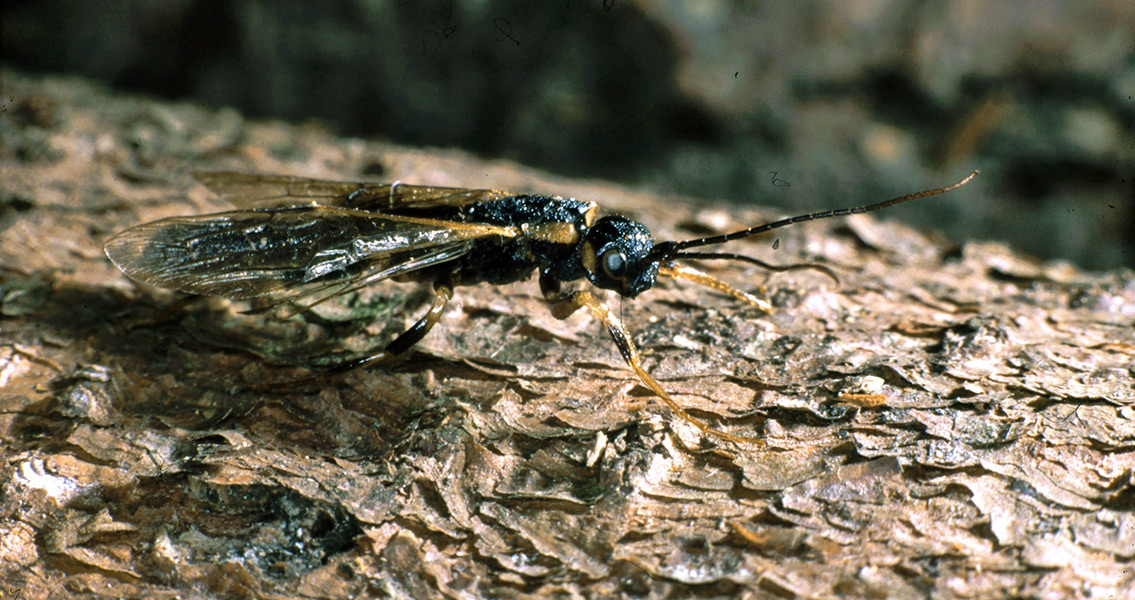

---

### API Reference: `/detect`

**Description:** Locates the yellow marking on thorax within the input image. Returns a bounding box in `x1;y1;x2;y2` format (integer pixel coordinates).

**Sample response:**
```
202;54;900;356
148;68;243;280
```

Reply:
583;204;598;228
580;240;597;275
523;222;581;246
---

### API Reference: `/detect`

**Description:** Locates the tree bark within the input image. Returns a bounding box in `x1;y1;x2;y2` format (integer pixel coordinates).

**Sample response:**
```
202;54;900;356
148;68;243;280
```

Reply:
3;69;1133;600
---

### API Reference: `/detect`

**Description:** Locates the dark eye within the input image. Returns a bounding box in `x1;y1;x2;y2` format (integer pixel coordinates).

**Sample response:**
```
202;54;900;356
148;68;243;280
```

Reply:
600;248;627;279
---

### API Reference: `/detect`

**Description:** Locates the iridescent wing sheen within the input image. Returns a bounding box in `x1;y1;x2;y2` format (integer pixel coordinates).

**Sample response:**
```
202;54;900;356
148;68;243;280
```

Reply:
105;206;517;309
193;171;515;213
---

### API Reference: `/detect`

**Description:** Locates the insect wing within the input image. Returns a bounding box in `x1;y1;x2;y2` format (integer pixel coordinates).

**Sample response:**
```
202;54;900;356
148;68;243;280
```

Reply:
194;171;514;212
105;206;513;303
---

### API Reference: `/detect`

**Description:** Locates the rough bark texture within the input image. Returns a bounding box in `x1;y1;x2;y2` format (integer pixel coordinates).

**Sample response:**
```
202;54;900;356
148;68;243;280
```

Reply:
2;70;1134;599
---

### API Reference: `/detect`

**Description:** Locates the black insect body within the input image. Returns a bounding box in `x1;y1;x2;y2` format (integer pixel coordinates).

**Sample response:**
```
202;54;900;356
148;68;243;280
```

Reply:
106;171;978;444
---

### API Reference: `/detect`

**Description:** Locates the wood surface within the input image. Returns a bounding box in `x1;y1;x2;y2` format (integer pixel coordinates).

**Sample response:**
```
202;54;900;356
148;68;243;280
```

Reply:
2;69;1133;600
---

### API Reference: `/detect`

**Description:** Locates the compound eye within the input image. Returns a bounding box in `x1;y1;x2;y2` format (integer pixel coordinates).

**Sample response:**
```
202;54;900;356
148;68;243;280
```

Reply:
600;248;627;280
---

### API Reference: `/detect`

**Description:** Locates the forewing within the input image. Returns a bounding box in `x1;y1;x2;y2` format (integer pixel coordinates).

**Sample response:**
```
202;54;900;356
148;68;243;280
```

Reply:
105;206;512;302
194;171;514;212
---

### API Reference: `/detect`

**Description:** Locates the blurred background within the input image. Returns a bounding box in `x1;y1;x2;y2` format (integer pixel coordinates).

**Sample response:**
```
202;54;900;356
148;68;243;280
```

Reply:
3;0;1132;270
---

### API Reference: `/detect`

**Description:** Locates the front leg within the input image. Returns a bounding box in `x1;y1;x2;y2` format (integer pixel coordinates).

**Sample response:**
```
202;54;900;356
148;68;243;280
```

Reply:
539;270;764;445
658;262;772;313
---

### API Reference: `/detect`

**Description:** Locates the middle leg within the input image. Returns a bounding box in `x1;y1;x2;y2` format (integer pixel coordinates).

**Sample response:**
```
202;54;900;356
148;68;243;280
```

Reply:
541;272;765;445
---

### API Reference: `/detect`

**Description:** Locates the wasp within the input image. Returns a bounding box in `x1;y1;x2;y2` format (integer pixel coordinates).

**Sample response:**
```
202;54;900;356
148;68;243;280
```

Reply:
105;170;978;444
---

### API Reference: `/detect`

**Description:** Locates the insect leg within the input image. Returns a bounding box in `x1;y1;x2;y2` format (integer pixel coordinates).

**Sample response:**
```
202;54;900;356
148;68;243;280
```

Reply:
658;263;772;313
539;273;765;445
327;282;454;373
256;283;453;391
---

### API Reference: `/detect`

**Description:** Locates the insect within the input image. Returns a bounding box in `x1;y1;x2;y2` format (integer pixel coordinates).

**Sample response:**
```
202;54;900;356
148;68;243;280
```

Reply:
105;170;978;444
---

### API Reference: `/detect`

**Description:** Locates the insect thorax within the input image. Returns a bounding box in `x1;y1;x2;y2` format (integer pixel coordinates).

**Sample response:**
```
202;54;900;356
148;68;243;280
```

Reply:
449;195;596;287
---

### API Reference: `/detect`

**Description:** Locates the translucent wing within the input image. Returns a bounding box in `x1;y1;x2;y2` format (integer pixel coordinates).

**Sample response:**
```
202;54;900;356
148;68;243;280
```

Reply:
105;206;516;306
193;171;515;212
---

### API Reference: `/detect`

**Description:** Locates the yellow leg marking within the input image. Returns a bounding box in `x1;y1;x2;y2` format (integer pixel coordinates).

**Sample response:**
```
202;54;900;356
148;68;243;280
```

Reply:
550;290;765;446
658;263;772;313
